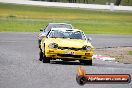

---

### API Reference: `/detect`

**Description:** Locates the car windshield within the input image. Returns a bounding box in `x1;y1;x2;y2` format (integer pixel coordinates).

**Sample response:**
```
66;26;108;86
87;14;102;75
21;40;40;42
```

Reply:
48;30;86;40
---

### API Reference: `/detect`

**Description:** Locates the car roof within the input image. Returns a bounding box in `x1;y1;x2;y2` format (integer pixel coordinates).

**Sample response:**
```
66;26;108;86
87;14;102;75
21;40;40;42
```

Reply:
51;28;82;32
48;23;71;25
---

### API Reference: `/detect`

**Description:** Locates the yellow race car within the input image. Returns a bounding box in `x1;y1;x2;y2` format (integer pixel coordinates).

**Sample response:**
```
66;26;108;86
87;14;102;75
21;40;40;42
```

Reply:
39;28;94;65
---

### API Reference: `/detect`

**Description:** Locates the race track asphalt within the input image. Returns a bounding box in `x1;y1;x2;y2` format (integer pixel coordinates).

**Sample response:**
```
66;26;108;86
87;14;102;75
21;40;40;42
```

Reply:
0;32;132;88
87;34;132;48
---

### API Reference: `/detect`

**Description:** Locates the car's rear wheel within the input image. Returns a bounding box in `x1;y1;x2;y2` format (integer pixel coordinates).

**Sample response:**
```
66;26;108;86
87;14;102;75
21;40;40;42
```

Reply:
39;49;50;63
80;60;92;65
39;50;43;61
38;40;41;48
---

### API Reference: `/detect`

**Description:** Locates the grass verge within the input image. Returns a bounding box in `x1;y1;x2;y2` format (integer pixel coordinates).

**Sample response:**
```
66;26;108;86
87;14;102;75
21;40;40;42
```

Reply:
0;3;132;34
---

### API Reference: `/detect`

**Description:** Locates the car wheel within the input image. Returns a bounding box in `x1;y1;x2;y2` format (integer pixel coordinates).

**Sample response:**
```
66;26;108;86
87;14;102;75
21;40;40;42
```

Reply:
39;49;50;63
42;54;50;63
38;40;41;48
39;50;43;61
80;60;92;66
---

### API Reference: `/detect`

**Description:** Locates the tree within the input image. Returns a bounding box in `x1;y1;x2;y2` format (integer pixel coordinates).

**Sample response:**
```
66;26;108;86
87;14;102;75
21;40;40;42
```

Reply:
115;0;122;6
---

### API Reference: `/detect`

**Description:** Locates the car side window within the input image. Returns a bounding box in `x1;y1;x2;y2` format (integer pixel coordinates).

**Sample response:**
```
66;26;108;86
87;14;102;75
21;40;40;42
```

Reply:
43;25;52;36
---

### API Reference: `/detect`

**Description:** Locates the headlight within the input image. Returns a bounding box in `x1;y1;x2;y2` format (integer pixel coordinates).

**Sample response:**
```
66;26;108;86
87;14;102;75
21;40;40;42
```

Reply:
48;43;58;48
82;46;91;51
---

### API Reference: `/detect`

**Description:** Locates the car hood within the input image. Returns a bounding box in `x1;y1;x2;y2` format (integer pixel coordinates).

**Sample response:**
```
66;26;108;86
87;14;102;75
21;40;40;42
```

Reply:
45;38;93;48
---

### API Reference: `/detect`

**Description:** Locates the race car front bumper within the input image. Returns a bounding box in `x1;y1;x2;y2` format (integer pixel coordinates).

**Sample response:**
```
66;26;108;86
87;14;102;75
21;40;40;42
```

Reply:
45;49;93;60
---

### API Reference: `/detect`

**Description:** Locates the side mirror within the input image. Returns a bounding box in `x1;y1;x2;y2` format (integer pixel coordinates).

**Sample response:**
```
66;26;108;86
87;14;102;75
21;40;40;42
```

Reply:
87;37;92;42
40;28;43;31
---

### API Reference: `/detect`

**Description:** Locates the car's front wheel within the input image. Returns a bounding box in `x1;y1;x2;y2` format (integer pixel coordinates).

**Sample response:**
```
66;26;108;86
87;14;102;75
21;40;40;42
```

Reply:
80;60;92;65
39;50;50;63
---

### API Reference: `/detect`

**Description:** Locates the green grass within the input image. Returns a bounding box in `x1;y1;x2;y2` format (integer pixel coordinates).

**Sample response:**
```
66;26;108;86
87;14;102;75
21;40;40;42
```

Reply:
0;3;132;34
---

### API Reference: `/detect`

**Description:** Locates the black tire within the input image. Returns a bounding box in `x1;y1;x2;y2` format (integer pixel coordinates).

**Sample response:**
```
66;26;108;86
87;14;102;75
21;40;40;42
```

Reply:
80;60;92;66
38;40;41;48
39;50;43;61
43;55;50;63
39;50;50;63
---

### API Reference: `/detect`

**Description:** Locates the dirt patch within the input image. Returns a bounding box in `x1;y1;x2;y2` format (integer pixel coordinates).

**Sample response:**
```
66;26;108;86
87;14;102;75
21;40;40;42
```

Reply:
94;47;132;64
